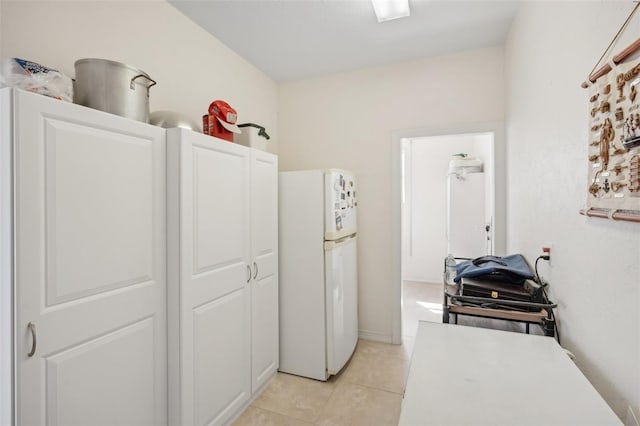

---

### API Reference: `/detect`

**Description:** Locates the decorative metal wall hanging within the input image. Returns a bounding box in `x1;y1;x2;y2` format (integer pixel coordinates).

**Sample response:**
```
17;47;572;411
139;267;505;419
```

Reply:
580;3;640;223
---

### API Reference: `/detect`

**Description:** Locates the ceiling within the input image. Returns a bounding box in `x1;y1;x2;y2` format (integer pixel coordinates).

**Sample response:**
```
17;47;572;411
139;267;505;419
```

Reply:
170;0;520;82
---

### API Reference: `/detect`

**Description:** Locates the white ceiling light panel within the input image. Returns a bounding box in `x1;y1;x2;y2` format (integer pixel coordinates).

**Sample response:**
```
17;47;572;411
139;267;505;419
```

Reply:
371;0;410;22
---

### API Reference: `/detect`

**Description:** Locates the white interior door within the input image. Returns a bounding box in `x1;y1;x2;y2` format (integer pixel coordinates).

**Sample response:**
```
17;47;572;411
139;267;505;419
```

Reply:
447;173;487;258
14;90;167;426
325;236;358;375
250;150;279;392
168;129;251;426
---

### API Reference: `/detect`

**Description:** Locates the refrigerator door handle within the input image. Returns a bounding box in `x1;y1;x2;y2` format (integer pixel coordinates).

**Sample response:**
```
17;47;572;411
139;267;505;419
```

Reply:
246;264;251;283
253;262;258;279
324;234;356;250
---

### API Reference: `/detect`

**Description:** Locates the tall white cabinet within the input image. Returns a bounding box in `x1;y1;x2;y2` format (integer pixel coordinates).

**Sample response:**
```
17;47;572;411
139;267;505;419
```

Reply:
0;88;167;425
167;129;278;426
1;90;278;426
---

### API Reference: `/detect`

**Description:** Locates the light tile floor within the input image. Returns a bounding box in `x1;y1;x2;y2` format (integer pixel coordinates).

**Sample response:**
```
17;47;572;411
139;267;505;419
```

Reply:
234;281;522;426
402;280;444;337
233;338;413;426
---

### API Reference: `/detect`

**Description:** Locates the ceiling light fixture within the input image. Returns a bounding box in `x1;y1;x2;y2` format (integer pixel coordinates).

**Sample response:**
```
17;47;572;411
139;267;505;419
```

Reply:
371;0;410;23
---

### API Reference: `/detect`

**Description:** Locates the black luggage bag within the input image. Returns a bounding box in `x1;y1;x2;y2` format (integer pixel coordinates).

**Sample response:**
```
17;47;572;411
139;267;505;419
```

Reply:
459;278;543;312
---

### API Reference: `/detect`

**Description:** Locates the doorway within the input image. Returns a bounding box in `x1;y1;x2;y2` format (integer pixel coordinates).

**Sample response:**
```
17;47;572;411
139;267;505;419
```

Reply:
400;132;495;337
390;123;506;343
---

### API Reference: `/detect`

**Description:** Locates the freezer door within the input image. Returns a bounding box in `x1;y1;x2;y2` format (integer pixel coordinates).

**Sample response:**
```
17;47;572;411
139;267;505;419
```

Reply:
325;170;357;240
324;235;358;376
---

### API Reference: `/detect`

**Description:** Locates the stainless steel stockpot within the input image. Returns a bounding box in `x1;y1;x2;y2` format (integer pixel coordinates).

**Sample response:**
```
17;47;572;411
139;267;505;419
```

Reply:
73;58;156;123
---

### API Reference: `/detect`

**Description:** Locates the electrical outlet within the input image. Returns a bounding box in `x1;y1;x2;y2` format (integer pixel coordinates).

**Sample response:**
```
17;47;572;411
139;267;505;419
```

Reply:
541;243;553;261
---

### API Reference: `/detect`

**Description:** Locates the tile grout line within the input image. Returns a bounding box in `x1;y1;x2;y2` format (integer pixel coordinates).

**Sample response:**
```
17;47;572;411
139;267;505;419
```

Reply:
339;378;407;396
309;376;346;424
351;379;407;395
254;405;316;425
311;380;404;426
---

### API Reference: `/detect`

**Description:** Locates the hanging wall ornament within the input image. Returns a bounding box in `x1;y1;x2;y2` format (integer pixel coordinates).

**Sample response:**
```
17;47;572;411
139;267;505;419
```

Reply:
580;2;640;223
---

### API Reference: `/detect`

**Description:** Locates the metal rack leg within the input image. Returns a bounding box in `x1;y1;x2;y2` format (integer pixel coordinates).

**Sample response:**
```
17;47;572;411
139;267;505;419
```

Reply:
543;318;556;337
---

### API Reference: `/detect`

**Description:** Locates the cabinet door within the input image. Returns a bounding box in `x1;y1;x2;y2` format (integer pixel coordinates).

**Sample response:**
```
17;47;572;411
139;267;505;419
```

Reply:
167;129;251;426
13;90;167;426
250;150;279;392
0;89;13;426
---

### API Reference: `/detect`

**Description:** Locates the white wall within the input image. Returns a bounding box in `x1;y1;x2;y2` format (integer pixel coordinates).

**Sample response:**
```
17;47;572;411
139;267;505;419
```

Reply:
0;1;3;61
279;47;505;341
0;0;278;153
402;133;492;283
505;2;639;419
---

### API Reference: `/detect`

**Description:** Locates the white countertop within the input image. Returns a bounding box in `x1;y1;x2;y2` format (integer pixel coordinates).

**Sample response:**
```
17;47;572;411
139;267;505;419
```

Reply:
399;321;621;426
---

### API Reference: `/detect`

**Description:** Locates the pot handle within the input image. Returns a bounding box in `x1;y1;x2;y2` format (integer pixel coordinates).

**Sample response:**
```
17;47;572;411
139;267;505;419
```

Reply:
130;74;157;90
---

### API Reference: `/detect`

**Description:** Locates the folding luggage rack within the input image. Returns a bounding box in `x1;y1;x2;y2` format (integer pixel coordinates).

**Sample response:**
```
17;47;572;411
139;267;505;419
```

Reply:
442;257;557;337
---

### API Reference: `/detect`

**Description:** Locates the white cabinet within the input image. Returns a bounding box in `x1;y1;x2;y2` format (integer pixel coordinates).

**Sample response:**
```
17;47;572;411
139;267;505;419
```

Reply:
250;149;279;392
0;89;277;426
0;88;167;425
167;129;278;426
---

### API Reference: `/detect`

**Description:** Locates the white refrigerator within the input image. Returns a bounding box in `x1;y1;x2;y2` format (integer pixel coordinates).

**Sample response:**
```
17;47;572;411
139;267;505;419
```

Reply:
279;169;358;381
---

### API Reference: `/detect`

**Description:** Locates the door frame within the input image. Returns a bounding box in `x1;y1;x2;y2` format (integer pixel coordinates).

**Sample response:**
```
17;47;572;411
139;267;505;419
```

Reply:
390;122;506;344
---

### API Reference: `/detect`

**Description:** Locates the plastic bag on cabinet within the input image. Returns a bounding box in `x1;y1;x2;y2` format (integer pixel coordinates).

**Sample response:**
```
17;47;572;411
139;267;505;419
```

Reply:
0;57;72;102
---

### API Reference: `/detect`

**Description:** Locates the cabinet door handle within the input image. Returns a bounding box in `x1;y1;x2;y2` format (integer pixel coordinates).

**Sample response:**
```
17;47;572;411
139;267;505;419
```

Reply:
253;262;258;279
27;322;36;357
246;264;251;283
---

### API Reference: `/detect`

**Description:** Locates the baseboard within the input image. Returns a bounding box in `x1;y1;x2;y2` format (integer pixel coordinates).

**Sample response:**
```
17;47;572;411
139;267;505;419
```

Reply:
358;330;393;343
402;276;429;283
226;368;278;424
403;278;443;286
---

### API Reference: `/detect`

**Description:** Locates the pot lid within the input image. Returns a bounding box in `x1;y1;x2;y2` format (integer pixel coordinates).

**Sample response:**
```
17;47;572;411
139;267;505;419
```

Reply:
74;58;150;77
